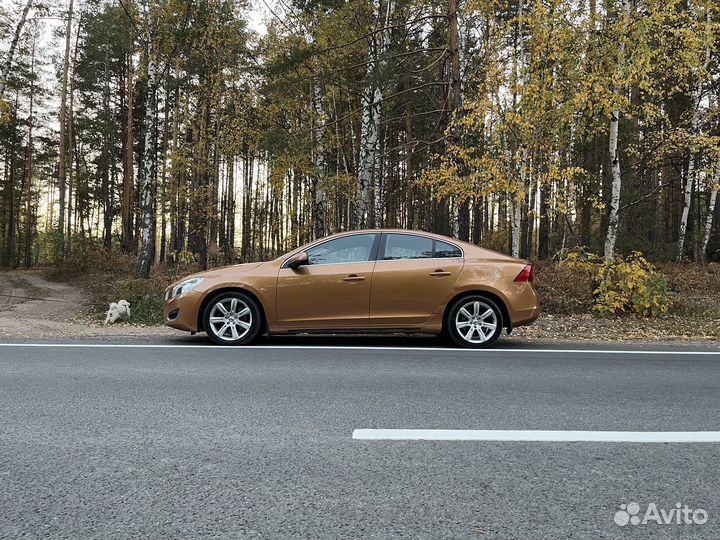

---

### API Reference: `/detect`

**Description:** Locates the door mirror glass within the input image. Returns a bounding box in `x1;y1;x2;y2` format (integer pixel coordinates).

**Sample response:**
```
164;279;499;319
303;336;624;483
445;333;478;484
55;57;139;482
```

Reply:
287;251;309;270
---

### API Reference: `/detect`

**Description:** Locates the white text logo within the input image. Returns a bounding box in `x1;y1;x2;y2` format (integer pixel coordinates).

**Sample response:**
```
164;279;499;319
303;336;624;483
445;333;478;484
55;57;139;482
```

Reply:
614;502;708;526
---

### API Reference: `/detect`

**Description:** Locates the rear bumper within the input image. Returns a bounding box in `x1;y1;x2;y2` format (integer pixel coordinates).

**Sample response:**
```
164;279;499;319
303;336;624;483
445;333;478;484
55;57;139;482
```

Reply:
505;282;540;327
512;306;540;327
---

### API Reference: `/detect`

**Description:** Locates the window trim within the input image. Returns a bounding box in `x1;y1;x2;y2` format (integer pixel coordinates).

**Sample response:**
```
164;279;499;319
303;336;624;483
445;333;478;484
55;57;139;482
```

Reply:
281;232;381;268
377;232;464;262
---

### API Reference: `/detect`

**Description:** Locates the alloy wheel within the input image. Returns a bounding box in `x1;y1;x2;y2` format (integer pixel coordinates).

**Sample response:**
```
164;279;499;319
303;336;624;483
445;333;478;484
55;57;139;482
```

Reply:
207;297;253;342
454;299;498;344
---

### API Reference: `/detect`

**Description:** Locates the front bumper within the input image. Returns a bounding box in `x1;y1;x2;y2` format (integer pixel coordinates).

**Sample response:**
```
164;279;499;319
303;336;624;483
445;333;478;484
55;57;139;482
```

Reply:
163;291;202;332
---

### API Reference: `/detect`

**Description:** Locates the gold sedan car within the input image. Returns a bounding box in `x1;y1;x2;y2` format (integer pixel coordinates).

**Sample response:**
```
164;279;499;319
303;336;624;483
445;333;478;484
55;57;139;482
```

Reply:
163;229;539;348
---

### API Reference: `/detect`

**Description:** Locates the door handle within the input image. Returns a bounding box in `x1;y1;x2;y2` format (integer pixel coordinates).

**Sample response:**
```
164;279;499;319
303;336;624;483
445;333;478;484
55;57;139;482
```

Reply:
343;274;366;282
430;270;452;277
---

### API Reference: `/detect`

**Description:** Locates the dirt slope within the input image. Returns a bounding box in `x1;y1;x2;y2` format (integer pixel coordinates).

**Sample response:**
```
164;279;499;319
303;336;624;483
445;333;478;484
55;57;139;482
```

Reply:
0;269;172;339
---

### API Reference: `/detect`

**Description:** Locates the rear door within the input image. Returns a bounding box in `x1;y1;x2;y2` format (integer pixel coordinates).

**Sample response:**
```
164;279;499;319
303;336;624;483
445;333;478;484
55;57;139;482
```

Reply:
369;233;464;326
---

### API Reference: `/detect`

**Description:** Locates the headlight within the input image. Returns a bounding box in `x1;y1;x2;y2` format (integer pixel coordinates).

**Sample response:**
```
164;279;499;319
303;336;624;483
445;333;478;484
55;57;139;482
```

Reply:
168;277;204;300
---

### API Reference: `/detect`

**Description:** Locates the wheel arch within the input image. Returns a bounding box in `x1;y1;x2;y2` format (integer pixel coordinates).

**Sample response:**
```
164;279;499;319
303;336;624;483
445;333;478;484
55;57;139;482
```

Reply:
442;289;512;332
197;287;268;335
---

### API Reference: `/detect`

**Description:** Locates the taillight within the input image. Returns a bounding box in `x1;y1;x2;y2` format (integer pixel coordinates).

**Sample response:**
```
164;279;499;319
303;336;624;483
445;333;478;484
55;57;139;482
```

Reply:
514;263;534;283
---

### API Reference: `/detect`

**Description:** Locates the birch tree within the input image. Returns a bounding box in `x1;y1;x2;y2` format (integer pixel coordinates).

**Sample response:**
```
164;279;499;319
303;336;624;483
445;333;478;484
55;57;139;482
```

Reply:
311;83;326;239
137;1;157;278
677;6;713;262
355;0;394;228
122;45;134;253
700;178;718;262
676;110;699;262
604;0;631;260
447;0;467;241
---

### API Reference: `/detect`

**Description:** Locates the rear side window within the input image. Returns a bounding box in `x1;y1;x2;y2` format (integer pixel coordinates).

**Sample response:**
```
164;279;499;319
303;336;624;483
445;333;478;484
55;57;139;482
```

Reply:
435;240;462;258
383;234;434;260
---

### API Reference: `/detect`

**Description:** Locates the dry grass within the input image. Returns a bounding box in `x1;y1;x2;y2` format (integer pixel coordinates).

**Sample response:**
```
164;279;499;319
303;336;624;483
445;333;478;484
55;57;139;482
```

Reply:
536;261;720;317
533;261;594;315
528;261;720;341
44;246;201;325
658;262;720;319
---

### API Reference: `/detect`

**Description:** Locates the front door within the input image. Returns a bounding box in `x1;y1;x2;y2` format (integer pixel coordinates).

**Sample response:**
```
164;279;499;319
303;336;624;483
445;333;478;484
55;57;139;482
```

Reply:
370;233;464;326
276;233;379;328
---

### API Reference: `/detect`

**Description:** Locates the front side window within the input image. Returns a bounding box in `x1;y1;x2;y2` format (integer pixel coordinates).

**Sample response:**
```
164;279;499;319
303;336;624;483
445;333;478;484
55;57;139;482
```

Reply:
306;234;376;265
383;234;434;260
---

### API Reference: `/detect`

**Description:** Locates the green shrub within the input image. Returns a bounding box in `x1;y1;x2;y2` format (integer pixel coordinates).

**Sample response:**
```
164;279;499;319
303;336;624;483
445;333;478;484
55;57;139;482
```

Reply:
104;278;166;325
563;251;671;317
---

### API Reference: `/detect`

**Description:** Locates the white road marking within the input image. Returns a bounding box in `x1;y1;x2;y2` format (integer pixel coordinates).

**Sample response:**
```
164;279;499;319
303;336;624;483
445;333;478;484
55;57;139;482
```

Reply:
0;343;717;354
352;429;720;442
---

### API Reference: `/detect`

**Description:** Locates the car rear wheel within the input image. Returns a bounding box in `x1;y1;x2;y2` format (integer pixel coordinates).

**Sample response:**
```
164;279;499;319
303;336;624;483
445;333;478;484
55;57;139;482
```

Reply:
203;291;261;346
446;295;503;348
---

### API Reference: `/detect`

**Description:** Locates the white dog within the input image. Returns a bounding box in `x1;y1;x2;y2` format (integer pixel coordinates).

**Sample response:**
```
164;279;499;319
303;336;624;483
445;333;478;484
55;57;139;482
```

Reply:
105;300;131;324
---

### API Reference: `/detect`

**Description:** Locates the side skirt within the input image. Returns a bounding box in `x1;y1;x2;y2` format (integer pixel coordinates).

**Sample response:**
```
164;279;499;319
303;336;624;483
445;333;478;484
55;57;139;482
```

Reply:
282;327;428;336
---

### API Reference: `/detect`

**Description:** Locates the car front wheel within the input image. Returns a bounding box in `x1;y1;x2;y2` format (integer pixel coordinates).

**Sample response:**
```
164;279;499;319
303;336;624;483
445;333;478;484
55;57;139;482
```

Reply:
446;295;503;348
203;292;262;346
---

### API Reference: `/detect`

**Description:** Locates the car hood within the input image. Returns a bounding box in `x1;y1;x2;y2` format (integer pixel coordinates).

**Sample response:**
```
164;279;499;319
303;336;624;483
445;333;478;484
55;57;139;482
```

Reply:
203;262;264;278
170;262;265;287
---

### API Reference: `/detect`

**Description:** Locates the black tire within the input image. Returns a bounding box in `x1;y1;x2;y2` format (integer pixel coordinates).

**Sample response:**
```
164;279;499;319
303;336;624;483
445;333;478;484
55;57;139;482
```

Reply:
203;291;262;346
445;295;503;348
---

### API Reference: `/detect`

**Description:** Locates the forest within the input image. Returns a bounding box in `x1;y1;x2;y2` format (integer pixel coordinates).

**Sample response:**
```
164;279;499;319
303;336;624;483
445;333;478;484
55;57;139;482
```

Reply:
0;0;719;279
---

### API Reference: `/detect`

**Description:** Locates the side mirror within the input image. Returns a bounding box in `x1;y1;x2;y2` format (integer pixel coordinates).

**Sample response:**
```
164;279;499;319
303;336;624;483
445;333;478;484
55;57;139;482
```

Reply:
287;251;309;270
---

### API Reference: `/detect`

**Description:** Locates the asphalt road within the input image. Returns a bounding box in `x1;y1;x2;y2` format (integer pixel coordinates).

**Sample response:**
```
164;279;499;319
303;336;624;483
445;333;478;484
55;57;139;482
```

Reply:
1;338;720;539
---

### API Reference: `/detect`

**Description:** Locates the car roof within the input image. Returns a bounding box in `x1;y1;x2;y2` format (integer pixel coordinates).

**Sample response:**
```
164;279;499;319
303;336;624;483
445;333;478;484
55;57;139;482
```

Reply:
279;228;520;262
322;229;498;256
328;228;469;244
325;228;520;260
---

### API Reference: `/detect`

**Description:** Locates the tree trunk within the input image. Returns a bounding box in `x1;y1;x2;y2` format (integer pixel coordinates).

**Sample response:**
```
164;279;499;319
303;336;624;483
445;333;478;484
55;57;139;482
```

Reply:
676;153;695;262
538;178;549;258
122;52;134;253
604;114;621;258
0;0;33;99
700;181;718;263
102;42;113;251
603;0;630;259
57;0;74;262
159;82;170;263
66;11;82;256
472;199;482;244
168;61;181;265
447;0;469;240
677;13;710;262
225;157;235;263
23;33;36;268
356;88;382;228
6;104;18;268
509;198;521;258
312;84;326;238
355;0;394;228
405;109;414;229
137;21;157;279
